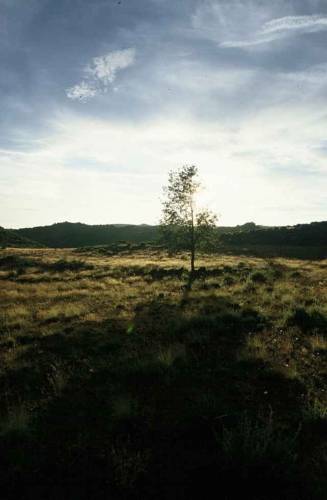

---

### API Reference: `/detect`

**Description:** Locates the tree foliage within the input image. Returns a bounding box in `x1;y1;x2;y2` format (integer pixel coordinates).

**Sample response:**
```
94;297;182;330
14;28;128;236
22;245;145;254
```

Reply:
160;165;217;271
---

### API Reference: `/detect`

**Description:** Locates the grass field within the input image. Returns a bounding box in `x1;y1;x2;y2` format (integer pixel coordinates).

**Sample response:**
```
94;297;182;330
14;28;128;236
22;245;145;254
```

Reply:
0;247;327;499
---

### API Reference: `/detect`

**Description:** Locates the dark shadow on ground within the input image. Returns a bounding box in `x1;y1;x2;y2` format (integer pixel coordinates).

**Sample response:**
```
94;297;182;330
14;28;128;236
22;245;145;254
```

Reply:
0;289;323;500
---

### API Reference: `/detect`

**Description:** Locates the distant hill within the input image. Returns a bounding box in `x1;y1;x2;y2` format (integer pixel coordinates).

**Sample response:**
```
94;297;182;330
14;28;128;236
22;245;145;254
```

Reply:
13;221;265;248
15;222;160;248
220;221;327;247
10;221;327;252
0;226;42;248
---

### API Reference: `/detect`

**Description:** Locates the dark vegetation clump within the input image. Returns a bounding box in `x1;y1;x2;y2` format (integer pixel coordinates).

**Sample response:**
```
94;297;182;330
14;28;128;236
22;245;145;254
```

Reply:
0;255;36;270
286;307;327;332
0;256;93;278
250;270;268;283
75;241;164;256
45;259;94;272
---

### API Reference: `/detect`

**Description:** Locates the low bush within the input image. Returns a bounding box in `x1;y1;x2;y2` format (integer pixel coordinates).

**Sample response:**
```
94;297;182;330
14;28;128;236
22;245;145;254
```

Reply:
46;259;94;272
0;255;36;270
286;307;327;332
249;271;268;284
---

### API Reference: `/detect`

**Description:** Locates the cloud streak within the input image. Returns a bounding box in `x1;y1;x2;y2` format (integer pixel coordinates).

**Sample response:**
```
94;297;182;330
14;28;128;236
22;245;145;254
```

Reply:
222;15;327;48
262;15;327;35
66;48;135;101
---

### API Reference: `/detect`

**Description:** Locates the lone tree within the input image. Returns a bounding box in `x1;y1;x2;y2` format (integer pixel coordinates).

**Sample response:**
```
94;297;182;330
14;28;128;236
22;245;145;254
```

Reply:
160;165;217;273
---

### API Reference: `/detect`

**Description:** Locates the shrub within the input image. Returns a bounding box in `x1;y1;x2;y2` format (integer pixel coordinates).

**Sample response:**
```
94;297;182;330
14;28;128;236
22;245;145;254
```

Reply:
0;255;36;270
223;276;235;286
46;259;94;272
266;261;285;279
249;271;268;284
286;307;327;332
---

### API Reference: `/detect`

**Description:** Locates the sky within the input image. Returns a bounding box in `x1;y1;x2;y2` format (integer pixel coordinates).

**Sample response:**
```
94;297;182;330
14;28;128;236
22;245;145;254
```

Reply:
1;0;327;228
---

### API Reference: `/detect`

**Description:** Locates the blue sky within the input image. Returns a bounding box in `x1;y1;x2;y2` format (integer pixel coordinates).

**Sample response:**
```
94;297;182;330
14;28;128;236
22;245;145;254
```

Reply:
1;0;326;228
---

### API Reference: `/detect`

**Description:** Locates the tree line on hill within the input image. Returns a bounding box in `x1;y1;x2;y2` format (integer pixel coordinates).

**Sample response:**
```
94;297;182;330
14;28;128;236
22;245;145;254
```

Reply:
0;221;263;249
0;226;43;248
1;220;325;252
219;221;327;247
11;222;159;248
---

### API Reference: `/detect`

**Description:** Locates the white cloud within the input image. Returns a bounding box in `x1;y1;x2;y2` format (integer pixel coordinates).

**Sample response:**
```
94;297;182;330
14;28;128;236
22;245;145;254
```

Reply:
66;81;97;102
86;48;135;84
222;15;327;48
66;48;135;101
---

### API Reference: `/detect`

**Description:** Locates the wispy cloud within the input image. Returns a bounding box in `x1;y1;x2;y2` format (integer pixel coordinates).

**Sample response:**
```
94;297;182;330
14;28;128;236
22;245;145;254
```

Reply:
66;48;135;101
262;15;327;35
66;81;97;101
222;15;327;48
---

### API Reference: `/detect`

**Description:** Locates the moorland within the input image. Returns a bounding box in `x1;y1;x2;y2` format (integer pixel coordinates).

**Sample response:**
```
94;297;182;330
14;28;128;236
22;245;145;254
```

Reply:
0;245;326;499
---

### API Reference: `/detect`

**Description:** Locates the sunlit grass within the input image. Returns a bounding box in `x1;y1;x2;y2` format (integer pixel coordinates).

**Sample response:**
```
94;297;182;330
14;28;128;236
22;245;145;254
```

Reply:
238;333;268;361
310;334;327;351
37;303;87;321
157;343;186;367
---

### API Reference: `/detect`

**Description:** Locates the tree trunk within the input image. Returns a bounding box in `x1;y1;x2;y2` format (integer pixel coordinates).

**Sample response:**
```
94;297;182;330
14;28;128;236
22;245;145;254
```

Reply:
190;206;195;274
190;245;195;274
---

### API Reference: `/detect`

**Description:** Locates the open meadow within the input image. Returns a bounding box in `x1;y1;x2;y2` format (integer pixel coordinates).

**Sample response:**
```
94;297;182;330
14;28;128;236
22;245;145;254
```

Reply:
0;247;327;499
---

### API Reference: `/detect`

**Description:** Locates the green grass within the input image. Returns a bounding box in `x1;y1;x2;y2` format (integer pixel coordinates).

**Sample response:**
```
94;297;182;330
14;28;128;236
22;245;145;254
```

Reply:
0;247;326;499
